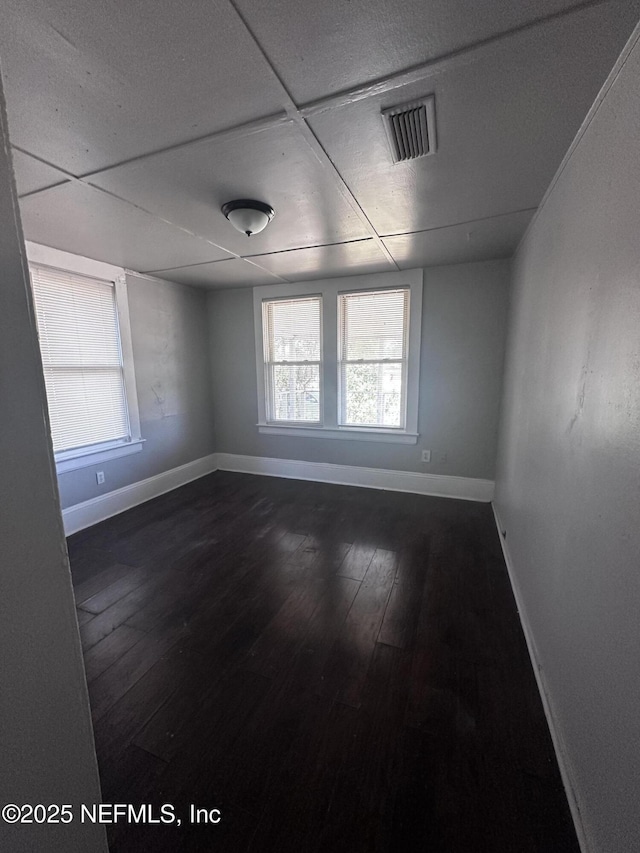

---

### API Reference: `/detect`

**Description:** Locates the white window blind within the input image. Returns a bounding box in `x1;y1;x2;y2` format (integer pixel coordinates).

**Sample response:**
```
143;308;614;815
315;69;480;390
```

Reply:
338;288;409;428
262;296;322;423
30;264;130;454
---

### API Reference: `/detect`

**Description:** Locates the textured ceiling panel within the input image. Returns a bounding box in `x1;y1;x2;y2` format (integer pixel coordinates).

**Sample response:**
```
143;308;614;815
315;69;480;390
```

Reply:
308;3;640;238
250;239;392;281
383;210;535;269
234;0;592;103
88;123;371;254
5;0;639;280
149;258;282;289
0;0;286;174
11;149;70;196
19;182;232;272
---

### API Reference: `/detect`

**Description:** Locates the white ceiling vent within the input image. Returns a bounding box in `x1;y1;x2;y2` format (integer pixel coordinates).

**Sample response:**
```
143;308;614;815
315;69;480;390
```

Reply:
381;96;436;163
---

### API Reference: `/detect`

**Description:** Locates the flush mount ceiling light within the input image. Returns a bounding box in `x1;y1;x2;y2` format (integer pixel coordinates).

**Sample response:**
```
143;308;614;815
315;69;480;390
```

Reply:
221;199;275;236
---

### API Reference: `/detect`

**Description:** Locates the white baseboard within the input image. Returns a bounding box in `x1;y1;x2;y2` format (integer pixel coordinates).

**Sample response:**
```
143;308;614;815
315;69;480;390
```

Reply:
62;451;494;536
491;503;589;853
62;453;218;535
215;453;494;502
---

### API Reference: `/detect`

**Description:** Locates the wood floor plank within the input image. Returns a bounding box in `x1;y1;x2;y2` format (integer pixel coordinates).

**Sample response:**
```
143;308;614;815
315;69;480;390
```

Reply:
253;702;361;852
75;608;95;627
336;540;375;581
319;548;398;706
87;622;187;722
259;574;362;697
91;648;204;770
70;471;580;853
100;742;167;806
317;643;413;851
378;536;430;649
78;566;150;614
74;562;133;606
134;667;270;764
243;574;328;679
83;624;146;683
79;579;165;651
67;544;122;587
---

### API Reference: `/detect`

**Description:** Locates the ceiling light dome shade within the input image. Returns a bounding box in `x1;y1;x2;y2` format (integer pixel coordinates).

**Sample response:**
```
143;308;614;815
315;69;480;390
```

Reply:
221;199;275;236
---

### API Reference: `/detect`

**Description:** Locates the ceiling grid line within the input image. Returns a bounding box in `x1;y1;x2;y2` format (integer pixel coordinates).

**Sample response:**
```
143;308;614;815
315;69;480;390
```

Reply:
15;0;611;198
380;207;540;240
224;0;400;270
142;206;540;274
142;236;377;273
298;0;611;117
16;113;293;199
7;0;638;286
13;150;292;284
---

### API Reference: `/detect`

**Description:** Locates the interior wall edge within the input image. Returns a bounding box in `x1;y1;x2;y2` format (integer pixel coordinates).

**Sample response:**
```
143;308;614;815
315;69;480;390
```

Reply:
491;503;590;853
513;17;640;257
0;72;108;851
492;17;640;852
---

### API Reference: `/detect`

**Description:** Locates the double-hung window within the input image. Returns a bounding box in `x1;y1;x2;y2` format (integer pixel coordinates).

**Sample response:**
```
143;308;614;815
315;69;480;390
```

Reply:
255;269;422;444
338;288;409;429
262;296;322;424
27;243;143;473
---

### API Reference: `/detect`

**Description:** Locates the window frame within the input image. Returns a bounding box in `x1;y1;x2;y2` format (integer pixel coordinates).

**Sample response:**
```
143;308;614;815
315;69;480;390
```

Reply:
262;294;324;426
26;241;144;473
253;269;422;444
337;287;410;431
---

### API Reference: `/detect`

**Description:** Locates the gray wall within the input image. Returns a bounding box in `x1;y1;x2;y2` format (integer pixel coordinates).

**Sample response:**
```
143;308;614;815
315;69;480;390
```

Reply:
209;259;509;480
494;26;640;853
0;78;107;851
58;273;216;508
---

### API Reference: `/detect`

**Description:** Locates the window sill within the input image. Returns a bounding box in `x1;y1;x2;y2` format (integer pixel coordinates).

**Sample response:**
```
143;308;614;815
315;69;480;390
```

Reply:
55;438;145;474
257;424;418;444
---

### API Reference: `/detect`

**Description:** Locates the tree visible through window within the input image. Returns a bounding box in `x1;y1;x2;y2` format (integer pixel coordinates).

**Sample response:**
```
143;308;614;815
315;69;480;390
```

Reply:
338;288;409;428
255;271;422;442
263;296;322;423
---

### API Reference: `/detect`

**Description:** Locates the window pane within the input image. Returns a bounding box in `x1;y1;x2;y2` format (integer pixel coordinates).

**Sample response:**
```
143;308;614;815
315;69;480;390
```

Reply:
31;268;122;367
30;264;130;453
341;289;408;361
43;367;129;452
272;364;320;422
339;288;409;428
342;363;403;427
263;295;322;422
265;297;321;362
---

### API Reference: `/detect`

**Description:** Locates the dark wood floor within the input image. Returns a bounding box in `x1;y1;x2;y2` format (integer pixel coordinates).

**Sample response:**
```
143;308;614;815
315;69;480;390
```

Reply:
68;471;579;852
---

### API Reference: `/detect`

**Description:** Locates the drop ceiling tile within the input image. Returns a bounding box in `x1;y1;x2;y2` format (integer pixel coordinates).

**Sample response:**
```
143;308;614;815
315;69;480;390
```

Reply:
383;210;535;269
18;182;232;272
89;122;370;254
150;259;282;290
0;0;287;174
250;239;392;281
235;0;593;104
308;3;638;235
11;149;70;196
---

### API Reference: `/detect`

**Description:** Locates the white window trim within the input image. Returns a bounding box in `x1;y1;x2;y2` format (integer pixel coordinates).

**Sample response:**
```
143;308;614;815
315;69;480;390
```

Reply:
26;242;144;473
55;438;145;473
253;269;422;444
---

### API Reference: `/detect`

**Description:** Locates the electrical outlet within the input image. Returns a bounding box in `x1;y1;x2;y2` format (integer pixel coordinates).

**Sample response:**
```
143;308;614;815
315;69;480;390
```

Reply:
96;471;105;485
421;450;431;463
